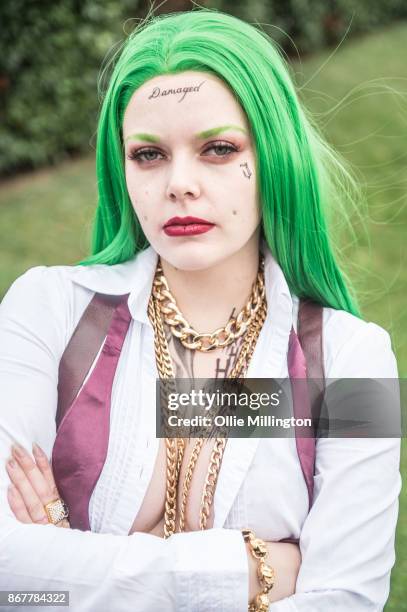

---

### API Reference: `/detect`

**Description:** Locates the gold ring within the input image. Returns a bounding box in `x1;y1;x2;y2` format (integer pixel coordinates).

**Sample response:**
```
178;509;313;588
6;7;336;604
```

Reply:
44;498;69;525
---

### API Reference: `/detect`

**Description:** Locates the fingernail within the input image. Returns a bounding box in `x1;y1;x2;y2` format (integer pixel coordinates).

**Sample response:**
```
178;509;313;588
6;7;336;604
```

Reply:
12;444;26;459
7;458;16;469
32;443;44;457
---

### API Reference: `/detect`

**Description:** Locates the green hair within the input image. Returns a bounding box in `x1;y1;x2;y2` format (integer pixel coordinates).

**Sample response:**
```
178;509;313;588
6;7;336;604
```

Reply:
78;7;361;317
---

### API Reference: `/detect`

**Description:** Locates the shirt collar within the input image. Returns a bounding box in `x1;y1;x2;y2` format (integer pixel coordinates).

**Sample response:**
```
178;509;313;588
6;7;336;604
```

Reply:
68;246;158;325
68;242;293;334
254;240;294;376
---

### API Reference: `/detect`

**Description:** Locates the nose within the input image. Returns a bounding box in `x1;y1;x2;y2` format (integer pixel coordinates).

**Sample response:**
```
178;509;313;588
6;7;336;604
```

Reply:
165;154;201;203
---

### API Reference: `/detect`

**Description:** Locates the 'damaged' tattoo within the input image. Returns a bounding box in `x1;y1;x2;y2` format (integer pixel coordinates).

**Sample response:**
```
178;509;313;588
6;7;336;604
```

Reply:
240;162;252;179
148;80;206;103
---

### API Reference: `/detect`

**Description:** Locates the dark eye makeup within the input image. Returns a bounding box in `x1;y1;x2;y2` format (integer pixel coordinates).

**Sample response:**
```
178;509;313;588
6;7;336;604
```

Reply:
126;140;241;164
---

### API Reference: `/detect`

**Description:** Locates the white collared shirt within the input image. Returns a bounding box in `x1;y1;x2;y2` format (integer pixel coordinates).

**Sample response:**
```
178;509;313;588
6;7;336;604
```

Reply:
0;246;401;611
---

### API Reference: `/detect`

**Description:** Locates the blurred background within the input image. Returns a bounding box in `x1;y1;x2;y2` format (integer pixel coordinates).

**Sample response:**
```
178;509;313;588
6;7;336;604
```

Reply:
0;0;406;607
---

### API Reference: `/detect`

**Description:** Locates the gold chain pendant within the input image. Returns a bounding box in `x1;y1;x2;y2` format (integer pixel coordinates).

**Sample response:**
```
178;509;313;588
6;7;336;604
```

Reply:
152;255;265;352
178;300;267;533
148;254;267;538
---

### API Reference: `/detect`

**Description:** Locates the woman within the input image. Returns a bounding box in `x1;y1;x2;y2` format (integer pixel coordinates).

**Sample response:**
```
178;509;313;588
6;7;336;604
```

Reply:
0;8;400;611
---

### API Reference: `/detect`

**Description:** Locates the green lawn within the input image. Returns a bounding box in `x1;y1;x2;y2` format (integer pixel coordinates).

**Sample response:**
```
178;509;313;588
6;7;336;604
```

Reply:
0;21;406;609
295;28;407;609
294;22;407;376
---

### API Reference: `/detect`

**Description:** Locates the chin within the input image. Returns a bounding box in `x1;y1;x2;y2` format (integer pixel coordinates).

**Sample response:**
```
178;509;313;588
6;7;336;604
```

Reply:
165;254;218;272
158;243;226;272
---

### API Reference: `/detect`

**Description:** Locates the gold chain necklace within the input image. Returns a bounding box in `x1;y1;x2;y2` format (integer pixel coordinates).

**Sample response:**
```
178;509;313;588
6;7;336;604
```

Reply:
178;298;267;533
147;291;182;538
152;258;265;352
147;254;267;538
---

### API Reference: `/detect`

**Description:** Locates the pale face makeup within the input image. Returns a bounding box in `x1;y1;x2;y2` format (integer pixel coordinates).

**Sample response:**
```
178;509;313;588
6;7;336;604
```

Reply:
122;70;260;272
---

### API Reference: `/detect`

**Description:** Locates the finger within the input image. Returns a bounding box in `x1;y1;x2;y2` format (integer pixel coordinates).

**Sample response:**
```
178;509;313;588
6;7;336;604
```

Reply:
32;444;59;499
7;484;33;524
11;444;58;504
6;458;49;524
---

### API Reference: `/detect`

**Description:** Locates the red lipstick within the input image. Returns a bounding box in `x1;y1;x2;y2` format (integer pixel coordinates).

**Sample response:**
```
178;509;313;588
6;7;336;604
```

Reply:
163;216;215;237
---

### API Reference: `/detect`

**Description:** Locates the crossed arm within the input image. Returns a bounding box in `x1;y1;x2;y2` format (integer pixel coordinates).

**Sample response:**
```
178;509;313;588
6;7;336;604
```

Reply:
1;268;401;611
5;441;301;606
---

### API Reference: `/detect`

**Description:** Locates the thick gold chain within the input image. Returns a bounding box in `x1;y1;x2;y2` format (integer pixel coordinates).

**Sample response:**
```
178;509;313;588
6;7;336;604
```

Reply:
147;291;185;539
177;285;267;532
152;259;265;352
148;254;267;538
194;302;267;532
178;438;204;532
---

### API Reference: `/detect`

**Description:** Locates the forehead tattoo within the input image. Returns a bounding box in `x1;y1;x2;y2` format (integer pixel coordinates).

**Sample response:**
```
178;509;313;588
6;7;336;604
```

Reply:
148;80;206;103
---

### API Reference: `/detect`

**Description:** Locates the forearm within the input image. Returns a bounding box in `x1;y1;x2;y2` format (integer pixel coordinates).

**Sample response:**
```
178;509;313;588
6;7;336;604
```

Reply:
0;519;248;612
267;438;400;612
268;590;383;611
266;543;300;604
3;441;300;610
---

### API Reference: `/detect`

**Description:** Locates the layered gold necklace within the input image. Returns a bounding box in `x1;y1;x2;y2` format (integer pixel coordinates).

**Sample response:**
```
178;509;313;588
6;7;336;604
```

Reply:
147;253;267;538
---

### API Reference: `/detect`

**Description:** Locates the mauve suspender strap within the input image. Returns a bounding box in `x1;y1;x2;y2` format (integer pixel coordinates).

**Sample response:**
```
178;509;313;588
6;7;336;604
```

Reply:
56;293;126;428
298;299;324;380
298;299;325;424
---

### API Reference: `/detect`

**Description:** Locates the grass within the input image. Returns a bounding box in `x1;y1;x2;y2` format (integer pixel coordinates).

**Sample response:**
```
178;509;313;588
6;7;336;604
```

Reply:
0;20;406;610
293;22;407;376
294;30;407;609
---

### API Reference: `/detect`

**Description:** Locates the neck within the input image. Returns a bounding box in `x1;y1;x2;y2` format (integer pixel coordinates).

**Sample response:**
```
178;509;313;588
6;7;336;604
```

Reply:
160;236;261;333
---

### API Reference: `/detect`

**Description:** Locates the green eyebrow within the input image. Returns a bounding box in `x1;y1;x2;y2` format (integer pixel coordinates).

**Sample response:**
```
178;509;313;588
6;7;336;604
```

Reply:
195;125;247;138
124;132;160;143
124;125;247;143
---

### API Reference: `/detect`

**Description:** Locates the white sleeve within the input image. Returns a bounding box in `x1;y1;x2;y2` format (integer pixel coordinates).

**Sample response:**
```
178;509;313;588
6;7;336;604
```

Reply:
0;267;248;612
269;322;401;612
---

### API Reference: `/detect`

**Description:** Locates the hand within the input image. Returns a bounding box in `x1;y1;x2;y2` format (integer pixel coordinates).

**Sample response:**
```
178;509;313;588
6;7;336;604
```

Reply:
246;540;301;605
6;443;70;528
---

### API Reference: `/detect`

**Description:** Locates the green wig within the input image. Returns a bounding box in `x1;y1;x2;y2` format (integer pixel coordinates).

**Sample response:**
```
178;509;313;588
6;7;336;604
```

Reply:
79;7;360;317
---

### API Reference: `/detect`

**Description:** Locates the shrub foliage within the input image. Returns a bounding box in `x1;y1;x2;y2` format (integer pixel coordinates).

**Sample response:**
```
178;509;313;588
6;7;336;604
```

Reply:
1;0;406;176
